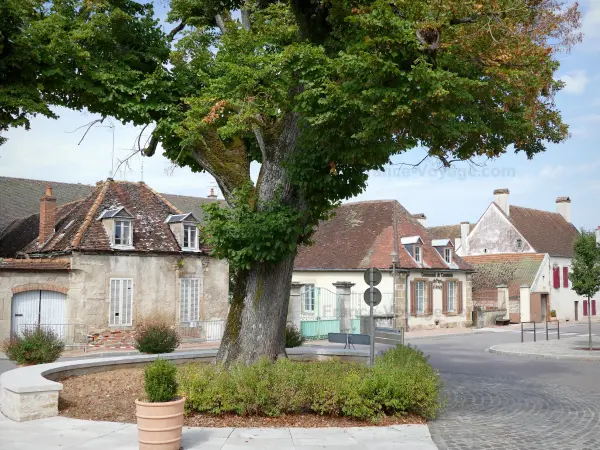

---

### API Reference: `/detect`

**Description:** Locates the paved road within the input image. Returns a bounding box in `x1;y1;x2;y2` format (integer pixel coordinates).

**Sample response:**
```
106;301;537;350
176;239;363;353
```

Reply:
413;323;600;450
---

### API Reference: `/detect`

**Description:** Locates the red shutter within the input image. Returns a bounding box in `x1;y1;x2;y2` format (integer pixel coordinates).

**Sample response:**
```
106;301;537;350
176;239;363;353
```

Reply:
593;300;597;316
563;267;569;288
553;267;560;289
457;281;464;314
583;300;588;316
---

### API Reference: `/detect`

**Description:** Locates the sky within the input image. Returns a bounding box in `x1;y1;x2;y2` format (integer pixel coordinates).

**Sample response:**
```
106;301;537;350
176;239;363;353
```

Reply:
0;1;599;230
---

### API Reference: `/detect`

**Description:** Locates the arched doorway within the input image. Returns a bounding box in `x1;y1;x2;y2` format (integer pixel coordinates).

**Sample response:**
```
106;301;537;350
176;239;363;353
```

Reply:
11;290;67;338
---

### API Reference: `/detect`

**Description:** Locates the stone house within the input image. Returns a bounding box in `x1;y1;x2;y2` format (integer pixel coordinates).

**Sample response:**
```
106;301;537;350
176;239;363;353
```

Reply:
291;200;474;337
0;179;229;341
455;188;593;323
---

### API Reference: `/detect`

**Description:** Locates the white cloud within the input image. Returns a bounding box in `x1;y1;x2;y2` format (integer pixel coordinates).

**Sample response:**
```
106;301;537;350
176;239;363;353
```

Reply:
581;0;600;39
560;70;590;94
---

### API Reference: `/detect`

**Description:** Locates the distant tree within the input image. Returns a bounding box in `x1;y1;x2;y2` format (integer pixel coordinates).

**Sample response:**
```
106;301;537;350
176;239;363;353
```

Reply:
0;0;583;365
569;230;600;350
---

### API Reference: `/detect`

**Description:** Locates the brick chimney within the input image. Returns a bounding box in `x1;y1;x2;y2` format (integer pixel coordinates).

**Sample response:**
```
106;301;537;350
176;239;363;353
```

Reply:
493;188;510;216
39;186;56;244
556;196;571;223
207;188;217;199
460;221;471;255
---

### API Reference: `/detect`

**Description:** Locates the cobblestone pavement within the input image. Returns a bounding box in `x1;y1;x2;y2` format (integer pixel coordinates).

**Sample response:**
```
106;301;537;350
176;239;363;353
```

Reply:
489;336;600;360
429;374;600;450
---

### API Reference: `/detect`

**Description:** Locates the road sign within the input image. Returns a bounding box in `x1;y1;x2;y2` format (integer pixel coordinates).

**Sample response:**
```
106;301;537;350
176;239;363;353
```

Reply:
363;267;382;286
363;287;382;307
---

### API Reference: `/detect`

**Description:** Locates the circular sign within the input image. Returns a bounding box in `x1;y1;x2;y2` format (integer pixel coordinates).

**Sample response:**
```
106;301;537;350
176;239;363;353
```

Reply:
363;267;382;286
363;287;382;307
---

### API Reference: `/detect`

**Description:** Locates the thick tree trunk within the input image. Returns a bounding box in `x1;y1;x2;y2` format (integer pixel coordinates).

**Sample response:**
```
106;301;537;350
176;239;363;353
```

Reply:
217;255;296;365
216;112;303;365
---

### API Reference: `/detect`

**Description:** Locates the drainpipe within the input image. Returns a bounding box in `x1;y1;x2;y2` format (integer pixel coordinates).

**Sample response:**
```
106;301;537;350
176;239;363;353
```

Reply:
405;272;410;331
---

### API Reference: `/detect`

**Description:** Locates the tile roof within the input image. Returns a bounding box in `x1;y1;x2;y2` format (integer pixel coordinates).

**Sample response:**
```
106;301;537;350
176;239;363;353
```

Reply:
464;253;545;298
0;180;218;256
295;200;473;271
0;176;94;233
505;206;579;257
0;257;70;271
428;223;475;241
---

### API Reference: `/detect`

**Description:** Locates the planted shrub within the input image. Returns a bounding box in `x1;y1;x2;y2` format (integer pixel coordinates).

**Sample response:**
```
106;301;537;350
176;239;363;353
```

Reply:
145;358;179;403
284;323;304;348
2;328;64;365
134;315;181;354
179;344;443;420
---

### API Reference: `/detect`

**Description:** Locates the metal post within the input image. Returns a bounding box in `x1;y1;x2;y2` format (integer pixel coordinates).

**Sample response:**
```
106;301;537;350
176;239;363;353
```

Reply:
369;268;375;366
521;322;524;343
557;320;560;340
546;321;548;341
391;262;396;329
534;322;536;342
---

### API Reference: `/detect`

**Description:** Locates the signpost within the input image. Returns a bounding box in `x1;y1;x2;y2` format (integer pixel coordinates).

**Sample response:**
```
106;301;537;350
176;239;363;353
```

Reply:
363;267;381;366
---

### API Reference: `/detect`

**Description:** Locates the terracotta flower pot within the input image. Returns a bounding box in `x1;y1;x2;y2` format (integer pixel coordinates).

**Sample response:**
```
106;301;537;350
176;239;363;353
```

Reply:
135;397;185;450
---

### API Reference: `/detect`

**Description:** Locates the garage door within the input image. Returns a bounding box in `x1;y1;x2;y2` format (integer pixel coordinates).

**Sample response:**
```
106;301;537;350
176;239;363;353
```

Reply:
11;290;66;338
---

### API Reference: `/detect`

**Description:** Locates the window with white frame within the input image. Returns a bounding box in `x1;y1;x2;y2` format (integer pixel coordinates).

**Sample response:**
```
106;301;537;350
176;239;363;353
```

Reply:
447;281;456;312
416;281;425;314
109;278;133;326
180;278;200;323
444;248;452;264
302;284;315;312
114;220;132;246
415;245;422;263
183;224;198;251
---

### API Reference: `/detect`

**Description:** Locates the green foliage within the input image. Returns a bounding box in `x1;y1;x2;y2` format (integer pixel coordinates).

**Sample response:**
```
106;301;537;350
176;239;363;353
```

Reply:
284;323;304;348
179;345;443;420
144;358;179;403
134;315;181;354
550;310;557;318
2;328;64;365
569;230;600;299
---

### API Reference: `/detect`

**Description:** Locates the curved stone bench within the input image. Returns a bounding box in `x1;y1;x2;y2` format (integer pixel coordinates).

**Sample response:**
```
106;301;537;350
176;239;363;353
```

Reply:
0;346;369;422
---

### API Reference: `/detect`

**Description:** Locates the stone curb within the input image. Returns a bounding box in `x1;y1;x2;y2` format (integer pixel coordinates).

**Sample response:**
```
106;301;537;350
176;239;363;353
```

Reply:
405;329;489;341
488;345;600;362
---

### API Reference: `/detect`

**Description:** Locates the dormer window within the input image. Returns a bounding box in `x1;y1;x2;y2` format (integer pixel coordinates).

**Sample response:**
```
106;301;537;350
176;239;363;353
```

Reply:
183;224;198;251
444;248;452;264
401;236;424;264
166;212;201;252
115;219;132;246
98;206;135;249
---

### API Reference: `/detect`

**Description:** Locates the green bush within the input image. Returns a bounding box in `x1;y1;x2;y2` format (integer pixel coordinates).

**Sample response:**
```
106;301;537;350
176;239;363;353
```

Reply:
145;358;179;403
2;328;64;365
284;323;304;348
179;345;443;420
134;315;181;354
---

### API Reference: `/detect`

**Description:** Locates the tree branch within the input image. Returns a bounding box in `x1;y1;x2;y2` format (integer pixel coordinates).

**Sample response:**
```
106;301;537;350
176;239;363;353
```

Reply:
168;21;186;41
215;15;226;34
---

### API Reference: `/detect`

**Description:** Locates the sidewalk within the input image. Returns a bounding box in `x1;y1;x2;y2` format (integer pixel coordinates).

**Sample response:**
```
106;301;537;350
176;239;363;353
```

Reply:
489;335;600;361
0;414;438;450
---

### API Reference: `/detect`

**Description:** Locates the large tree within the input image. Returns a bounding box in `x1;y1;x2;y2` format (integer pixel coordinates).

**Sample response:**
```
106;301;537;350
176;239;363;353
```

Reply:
569;230;600;351
2;0;581;364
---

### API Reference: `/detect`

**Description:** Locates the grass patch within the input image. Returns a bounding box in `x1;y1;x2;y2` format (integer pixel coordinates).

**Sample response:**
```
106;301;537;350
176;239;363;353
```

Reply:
179;345;444;421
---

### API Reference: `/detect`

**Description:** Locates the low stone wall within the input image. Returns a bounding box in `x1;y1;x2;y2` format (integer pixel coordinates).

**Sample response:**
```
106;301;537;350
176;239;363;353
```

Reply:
0;347;369;422
473;309;508;328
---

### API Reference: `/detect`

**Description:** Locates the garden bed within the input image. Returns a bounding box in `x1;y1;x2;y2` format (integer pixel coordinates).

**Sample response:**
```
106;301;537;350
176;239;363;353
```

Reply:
58;367;425;427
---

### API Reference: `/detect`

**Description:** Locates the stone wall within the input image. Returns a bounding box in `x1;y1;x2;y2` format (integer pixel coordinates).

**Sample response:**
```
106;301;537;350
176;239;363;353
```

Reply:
473;308;508;328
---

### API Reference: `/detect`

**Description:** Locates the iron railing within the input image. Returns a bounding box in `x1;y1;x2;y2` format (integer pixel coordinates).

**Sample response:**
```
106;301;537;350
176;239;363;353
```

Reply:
17;323;89;348
179;320;225;342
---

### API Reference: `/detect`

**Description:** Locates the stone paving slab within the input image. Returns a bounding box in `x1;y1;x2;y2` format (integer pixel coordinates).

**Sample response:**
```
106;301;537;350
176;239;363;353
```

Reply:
0;415;438;449
489;336;600;361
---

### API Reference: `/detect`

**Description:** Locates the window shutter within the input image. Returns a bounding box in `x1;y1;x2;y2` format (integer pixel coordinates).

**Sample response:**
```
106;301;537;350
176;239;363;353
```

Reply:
553;267;560;289
457;281;464;314
442;282;448;314
583;300;588;316
410;281;417;317
427;281;433;315
563;267;569;288
592;300;597;316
